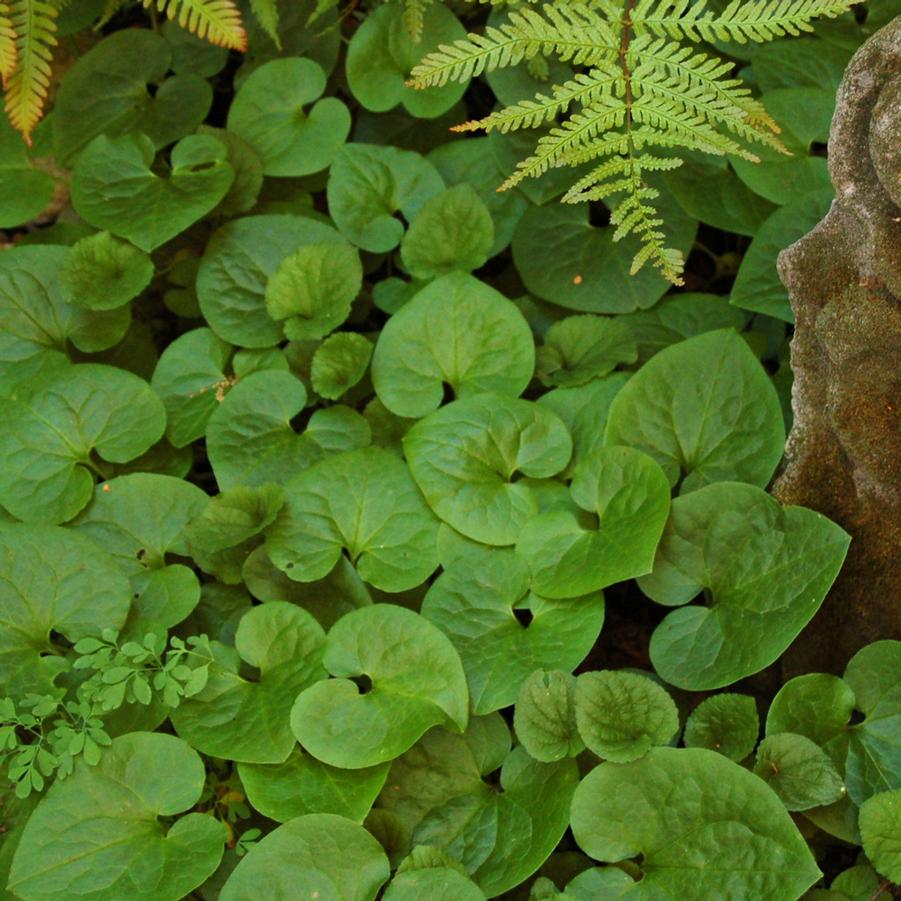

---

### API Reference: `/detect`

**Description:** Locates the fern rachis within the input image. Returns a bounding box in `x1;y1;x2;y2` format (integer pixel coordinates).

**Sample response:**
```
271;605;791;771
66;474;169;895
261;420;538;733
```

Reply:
409;0;862;284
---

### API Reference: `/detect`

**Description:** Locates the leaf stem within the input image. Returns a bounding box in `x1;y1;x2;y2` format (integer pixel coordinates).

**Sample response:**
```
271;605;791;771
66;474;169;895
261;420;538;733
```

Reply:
868;880;895;901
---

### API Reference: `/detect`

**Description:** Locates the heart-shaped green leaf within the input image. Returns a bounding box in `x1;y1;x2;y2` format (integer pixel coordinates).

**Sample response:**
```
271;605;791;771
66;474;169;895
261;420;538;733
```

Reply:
0;245;130;394
197;214;355;348
422;554;604;714
60;232;154;312
327;144;445;252
428;138;529;256
683;693;759;761
0;524;131;697
291;605;468;768
570;748;821;898
311;333;373;400
516;446;671;598
220;814;390;901
404;394;572;546
753;733;845;811
605;329;785;493
150;328;234;448
72;133;234;253
8;733;225;901
399;185;494;278
53;30;212;164
536;315;637;388
346;1;467;118
227;57;351;176
266;447;439;592
70;473;208;630
0;363;166;524
859;790;901;884
513;670;584;763
171;602;326;763
574;670;679;763
372;272;535;418
264;241;362;342
640;482;850;690
239;749;388;823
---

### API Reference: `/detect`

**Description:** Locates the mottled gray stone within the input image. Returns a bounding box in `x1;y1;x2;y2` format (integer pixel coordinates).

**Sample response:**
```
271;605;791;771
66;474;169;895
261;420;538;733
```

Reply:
775;19;901;675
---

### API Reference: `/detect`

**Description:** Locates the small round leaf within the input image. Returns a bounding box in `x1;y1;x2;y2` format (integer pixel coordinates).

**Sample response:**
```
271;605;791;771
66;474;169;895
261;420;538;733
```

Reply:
859;790;901;884
514;670;584;763
60;232;153;311
265;242;363;341
574;670;679;763
683;693;759;761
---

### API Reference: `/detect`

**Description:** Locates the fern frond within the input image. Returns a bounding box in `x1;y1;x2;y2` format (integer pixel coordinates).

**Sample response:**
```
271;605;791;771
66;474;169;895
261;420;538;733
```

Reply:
0;3;17;87
249;0;280;48
407;2;618;88
142;0;246;50
454;65;621;133
499;93;628;189
4;0;57;142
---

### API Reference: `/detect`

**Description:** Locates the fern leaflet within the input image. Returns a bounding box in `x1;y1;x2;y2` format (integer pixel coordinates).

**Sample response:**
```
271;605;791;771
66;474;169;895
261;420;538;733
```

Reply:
249;0;280;48
4;0;56;142
142;0;247;50
0;3;16;86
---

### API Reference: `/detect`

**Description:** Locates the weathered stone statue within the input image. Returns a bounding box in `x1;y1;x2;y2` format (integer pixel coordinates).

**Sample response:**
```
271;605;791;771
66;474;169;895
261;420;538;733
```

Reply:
775;18;901;675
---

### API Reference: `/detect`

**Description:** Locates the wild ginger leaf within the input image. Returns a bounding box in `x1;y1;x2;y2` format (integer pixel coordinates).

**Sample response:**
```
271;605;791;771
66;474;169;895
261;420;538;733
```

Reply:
404;393;572;546
8;733;225;901
0;363;166;524
640;482;851;690
220;814;390;901
227;57;350;176
291;605;469;768
605;329;786;493
371;272;535;418
71;133;234;253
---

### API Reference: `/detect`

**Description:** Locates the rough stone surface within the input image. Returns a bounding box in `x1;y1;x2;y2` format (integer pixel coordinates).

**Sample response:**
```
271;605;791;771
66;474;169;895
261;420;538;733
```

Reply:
775;19;901;676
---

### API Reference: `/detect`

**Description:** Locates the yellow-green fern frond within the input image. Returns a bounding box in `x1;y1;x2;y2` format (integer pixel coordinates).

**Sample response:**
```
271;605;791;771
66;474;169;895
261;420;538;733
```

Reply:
249;0;280;48
0;3;17;86
409;0;855;284
4;0;57;142
143;0;247;50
